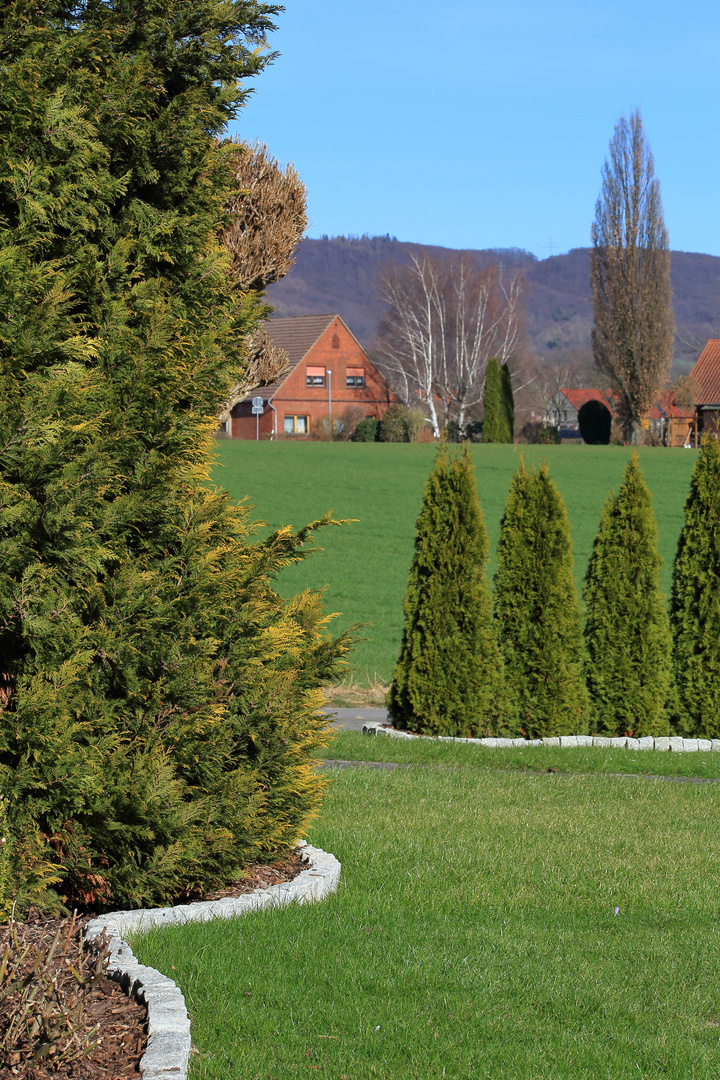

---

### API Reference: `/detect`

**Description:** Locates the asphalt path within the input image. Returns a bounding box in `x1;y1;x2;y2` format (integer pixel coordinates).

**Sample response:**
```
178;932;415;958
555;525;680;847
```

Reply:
321;707;389;731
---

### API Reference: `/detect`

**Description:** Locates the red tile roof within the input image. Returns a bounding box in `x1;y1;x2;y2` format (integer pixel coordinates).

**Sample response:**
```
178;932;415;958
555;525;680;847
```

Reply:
560;388;615;414
243;314;339;400
690;340;720;404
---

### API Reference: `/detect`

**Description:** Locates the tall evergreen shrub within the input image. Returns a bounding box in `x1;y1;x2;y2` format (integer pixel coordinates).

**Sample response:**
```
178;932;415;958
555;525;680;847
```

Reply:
583;456;672;736
501;362;515;441
482;358;503;442
494;463;589;737
388;445;507;736
0;1;350;912
670;437;720;737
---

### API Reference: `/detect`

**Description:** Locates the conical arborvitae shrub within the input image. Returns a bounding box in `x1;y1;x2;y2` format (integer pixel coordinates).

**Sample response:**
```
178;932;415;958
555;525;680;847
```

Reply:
494;462;589;737
482;358;503;442
583;456;672;736
670;437;720;737
388;445;507;737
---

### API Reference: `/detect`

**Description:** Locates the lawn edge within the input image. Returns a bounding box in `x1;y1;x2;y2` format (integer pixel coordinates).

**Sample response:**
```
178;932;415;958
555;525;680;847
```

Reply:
84;842;341;1080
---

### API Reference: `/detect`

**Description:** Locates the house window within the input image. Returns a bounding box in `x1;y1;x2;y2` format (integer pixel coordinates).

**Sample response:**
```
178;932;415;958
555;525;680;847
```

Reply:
284;415;309;434
306;365;325;386
346;367;365;387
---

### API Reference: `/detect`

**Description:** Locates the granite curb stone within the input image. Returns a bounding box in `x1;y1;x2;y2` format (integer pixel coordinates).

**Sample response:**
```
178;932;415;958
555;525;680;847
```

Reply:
362;722;720;752
84;842;341;1080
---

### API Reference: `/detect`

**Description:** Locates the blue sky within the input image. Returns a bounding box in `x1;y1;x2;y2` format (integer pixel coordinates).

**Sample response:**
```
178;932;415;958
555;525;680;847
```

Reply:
231;1;720;259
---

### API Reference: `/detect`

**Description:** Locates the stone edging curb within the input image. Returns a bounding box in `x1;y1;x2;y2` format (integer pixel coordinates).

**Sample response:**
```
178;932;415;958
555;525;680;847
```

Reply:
84;842;341;1080
363;723;720;753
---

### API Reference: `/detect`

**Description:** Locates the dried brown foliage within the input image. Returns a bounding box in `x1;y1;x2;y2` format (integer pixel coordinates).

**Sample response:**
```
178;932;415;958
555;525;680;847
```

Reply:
591;110;675;444
216;328;291;423
220;138;308;292
0;914;111;1071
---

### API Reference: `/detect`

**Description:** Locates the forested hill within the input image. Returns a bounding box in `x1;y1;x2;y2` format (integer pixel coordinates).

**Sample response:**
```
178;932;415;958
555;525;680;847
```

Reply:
267;236;720;369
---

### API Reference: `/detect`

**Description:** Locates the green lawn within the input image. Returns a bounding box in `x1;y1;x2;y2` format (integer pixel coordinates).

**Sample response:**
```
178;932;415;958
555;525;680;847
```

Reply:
212;442;697;685
133;737;720;1079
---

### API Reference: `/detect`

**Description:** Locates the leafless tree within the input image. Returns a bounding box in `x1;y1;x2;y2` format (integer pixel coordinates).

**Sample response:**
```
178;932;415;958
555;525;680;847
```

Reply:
591;110;675;444
377;254;524;437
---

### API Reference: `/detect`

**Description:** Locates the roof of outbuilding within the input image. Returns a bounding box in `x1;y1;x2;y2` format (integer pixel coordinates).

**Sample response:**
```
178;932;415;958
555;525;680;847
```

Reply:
690;340;720;404
560;388;615;413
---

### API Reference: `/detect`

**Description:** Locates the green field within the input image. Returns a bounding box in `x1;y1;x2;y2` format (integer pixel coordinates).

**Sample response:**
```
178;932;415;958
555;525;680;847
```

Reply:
212;442;698;686
133;738;720;1079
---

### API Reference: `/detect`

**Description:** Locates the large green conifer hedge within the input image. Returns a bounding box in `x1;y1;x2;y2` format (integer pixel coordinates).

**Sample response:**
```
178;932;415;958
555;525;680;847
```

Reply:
670;437;720;737
0;0;349;912
388;445;507;737
494;462;588;737
583;456;672;736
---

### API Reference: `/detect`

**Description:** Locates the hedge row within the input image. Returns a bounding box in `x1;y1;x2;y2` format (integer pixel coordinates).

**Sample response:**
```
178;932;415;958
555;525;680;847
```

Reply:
389;440;720;740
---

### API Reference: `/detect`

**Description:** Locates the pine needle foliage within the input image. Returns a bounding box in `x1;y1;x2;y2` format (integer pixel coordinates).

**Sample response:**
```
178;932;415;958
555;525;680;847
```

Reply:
388;445;507;737
670;437;720;737
494;462;589;737
583;456;672;737
482;358;504;442
0;0;351;912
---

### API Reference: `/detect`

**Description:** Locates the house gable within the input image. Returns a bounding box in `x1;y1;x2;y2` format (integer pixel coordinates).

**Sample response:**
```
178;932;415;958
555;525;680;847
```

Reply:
229;314;398;439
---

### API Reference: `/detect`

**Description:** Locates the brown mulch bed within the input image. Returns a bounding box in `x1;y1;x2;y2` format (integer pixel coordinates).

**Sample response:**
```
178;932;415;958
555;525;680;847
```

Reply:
1;854;305;1080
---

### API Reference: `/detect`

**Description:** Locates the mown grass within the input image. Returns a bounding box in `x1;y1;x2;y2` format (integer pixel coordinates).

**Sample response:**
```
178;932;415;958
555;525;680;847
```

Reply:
212;442;697;684
324;729;720;781
132;753;720;1079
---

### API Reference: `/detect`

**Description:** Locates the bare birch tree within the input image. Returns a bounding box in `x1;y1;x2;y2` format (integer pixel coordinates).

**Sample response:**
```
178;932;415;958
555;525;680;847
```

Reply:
591;110;675;444
377;254;523;437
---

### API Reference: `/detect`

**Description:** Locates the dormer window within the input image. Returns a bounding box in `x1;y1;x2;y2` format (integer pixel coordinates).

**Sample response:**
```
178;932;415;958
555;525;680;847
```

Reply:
306;366;325;386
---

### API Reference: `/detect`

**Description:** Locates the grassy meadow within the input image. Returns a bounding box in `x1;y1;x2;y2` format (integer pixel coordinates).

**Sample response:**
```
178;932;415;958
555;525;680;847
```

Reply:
133;736;720;1079
212;442;697;686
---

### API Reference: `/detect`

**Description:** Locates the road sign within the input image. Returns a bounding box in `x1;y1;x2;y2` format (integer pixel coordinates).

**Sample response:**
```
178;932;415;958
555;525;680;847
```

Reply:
251;405;263;415
252;396;264;408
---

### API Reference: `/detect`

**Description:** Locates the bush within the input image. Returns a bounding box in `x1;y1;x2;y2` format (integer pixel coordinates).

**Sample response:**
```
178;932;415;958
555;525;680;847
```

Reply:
0;0;351;912
379;404;426;443
578;399;612;444
311;413;345;440
494;462;589;737
353;417;379;442
388;445;508;736
670;437;720;736
583;456;672;736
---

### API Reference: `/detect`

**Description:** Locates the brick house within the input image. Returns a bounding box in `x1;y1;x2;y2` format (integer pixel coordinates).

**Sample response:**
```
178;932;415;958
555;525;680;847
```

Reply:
227;314;399;439
689;339;720;440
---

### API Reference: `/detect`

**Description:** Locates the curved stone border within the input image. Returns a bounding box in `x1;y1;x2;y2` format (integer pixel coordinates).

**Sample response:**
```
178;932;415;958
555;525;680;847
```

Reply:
84;842;341;1080
363;723;720;753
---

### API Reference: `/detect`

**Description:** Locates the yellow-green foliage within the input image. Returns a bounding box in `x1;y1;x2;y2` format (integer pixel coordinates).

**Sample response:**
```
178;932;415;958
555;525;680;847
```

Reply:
583;456;672;737
388;444;507;736
0;0;350;912
494;461;589;737
670;437;720;737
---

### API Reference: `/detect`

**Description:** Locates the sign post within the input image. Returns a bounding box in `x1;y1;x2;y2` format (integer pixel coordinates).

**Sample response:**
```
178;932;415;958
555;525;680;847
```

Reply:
252;396;264;441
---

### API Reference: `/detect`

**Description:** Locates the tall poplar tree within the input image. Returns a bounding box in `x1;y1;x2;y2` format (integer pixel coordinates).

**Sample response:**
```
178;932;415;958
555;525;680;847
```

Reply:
494;463;588;737
0;1;350;911
501;362;515;441
583;456;672;736
670;437;720;737
388;445;507;737
591;110;675;445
